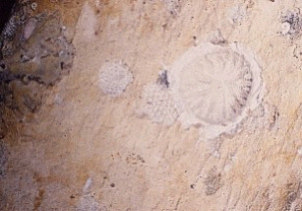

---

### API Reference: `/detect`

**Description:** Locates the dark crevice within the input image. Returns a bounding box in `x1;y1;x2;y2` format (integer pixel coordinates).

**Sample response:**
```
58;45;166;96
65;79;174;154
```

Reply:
0;69;16;83
0;0;16;35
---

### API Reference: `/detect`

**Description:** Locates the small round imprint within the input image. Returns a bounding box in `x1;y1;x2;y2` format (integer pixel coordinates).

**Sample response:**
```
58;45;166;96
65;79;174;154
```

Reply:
280;10;302;38
98;60;133;97
168;42;264;139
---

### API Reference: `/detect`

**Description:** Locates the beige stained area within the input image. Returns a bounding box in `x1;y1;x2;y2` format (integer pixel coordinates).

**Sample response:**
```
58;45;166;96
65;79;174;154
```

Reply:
2;0;302;210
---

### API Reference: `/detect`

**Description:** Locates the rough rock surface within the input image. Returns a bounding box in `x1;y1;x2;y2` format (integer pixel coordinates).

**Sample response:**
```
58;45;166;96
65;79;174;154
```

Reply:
1;0;302;210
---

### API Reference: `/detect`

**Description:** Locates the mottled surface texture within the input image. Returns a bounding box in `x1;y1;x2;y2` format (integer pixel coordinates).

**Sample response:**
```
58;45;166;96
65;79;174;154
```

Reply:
1;0;302;210
1;11;74;85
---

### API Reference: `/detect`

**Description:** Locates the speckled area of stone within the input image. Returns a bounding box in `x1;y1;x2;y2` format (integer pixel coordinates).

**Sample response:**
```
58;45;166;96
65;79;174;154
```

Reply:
0;0;77;138
1;11;75;85
98;60;133;97
138;81;178;126
2;0;302;210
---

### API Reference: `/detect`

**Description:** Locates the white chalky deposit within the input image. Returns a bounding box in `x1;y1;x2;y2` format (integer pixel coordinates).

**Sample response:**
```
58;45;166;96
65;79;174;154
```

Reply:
98;60;133;97
168;42;264;139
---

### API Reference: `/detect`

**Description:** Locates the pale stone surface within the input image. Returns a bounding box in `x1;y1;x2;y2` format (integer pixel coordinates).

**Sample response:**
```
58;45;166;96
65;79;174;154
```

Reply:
2;0;302;210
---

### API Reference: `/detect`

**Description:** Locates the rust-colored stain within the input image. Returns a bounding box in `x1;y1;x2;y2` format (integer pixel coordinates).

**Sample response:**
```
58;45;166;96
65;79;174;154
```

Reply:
33;189;45;211
28;0;82;30
99;1;121;18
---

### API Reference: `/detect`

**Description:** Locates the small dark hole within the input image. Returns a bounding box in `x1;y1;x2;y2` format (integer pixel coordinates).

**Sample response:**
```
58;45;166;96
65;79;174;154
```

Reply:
60;62;64;70
0;64;6;69
70;195;75;199
110;183;115;188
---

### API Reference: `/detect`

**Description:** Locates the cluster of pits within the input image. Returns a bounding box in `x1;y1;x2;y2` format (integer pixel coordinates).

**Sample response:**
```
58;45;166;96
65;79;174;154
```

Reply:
98;60;133;97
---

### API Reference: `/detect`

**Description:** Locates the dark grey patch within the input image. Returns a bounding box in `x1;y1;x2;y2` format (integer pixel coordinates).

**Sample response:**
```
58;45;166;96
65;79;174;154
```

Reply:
268;105;280;130
1;10;75;85
281;10;302;38
2;14;20;41
157;70;169;88
204;167;222;195
0;0;16;35
0;140;9;178
0;69;15;83
0;3;75;132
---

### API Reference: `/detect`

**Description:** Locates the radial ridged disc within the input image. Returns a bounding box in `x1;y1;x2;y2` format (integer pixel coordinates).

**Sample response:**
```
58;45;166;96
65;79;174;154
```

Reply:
169;42;263;133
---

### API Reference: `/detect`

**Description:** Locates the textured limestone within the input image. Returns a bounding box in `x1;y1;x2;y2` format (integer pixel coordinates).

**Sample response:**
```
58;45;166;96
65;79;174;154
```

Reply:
1;12;75;85
1;0;302;210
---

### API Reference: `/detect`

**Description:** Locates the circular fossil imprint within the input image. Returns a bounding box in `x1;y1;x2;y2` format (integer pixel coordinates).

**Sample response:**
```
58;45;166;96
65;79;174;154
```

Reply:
168;42;264;138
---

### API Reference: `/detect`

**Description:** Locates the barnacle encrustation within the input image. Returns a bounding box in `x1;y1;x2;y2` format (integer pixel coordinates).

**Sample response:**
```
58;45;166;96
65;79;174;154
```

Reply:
168;42;264;139
98;60;133;97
